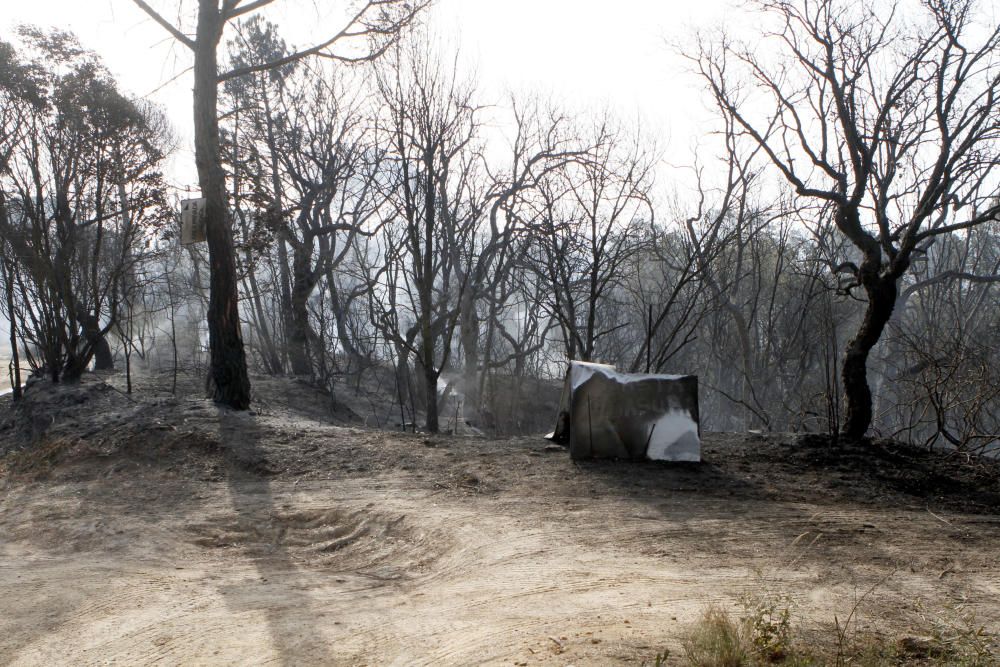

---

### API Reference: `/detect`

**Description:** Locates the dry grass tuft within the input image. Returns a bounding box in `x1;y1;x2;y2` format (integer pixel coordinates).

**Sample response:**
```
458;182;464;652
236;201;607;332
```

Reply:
676;591;998;666
682;605;749;666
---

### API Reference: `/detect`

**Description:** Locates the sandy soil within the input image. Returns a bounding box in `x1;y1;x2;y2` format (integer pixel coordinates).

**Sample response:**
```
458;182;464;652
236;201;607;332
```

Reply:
1;372;999;665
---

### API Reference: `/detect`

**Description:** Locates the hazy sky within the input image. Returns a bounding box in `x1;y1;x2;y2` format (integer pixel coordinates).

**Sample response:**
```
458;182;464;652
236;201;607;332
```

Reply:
0;0;738;343
1;0;732;192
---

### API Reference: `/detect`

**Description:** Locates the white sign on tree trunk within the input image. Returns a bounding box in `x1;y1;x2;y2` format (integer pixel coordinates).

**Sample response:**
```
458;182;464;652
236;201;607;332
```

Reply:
180;198;207;245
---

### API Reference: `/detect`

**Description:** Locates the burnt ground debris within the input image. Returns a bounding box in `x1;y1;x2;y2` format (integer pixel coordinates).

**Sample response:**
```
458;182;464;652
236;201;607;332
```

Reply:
1;370;999;665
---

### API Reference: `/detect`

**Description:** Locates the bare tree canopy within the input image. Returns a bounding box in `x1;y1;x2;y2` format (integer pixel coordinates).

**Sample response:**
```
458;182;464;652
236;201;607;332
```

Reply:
694;0;1000;438
0;28;170;385
127;0;429;409
2;1;998;449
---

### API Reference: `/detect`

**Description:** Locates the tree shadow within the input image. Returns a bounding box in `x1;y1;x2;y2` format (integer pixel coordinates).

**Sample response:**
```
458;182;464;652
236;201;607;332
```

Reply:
216;409;334;666
0;405;338;665
571;455;762;506
563;462;810;581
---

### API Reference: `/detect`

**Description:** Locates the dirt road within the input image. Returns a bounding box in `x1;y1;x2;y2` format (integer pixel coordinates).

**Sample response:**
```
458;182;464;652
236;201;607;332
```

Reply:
1;377;998;665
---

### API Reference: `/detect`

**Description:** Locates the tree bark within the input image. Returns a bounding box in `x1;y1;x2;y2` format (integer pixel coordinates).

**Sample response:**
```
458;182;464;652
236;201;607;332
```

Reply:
325;269;364;366
232;112;282;377
459;287;480;424
287;242;315;376
195;0;251;409
263;91;293;372
81;311;114;371
418;150;439;433
2;258;21;400
240;241;283;375
394;342;414;429
842;273;899;440
420;355;439;433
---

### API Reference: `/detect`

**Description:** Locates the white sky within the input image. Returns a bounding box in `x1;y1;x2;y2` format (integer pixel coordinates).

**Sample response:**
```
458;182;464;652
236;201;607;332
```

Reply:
0;0;741;344
1;0;734;193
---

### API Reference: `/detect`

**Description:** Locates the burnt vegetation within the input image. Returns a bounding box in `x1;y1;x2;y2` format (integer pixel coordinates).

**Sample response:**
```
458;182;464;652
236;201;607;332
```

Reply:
2;5;1000;664
1;0;999;461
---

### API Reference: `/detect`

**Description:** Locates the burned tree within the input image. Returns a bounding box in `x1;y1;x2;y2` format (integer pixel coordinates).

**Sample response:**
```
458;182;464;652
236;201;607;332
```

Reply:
0;29;168;383
528;116;656;364
453;97;585;426
696;0;1000;439
128;0;427;409
366;42;484;433
223;24;386;381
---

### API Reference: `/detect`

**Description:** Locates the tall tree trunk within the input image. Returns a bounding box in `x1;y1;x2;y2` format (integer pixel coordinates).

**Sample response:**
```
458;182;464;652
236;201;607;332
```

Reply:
242;255;283;374
194;0;251;409
262;91;293;372
2;258;21;400
325;270;364;366
418;150;438;433
584;265;598;362
421;355;439;433
393;342;414;429
115;149;134;385
123;310;133;394
236;218;282;375
81;311;114;371
459;288;480;424
287;243;314;376
232;109;282;376
275;238;293;368
842;274;898;439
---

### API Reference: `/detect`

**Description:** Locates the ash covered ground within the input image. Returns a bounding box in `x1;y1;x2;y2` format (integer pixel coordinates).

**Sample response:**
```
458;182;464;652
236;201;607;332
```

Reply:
1;369;998;665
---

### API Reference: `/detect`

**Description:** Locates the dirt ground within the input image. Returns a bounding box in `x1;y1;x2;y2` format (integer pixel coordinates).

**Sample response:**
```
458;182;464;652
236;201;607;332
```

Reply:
1;371;999;665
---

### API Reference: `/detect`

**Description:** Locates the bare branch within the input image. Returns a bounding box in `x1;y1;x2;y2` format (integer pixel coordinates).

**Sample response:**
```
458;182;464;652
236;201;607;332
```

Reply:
223;0;277;21
218;0;429;82
129;0;195;50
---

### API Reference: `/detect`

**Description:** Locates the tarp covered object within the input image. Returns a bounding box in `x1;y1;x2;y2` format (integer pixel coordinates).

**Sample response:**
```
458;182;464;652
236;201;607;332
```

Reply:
548;361;700;462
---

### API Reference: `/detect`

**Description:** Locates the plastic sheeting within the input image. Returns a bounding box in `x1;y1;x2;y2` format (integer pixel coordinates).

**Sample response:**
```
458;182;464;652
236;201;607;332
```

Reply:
549;361;700;462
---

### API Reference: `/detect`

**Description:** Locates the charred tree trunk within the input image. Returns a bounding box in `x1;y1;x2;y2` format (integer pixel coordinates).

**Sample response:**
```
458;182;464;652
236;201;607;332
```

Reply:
419;353;438;433
584;264;599;362
841;270;899;440
83;314;114;371
2;258;21;400
419;193;439;432
74;305;113;372
287;242;315;377
394;342;414;430
194;0;251;409
243;253;283;375
263;92;292;373
459;289;480;425
232;118;282;377
325;270;364;366
275;238;293;368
